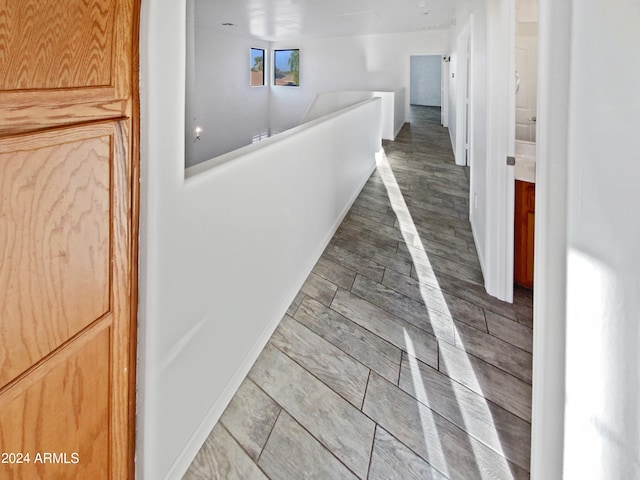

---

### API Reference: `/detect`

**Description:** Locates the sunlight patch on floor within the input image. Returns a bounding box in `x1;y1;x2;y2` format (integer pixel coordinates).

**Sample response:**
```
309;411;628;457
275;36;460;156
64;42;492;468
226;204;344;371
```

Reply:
375;148;513;478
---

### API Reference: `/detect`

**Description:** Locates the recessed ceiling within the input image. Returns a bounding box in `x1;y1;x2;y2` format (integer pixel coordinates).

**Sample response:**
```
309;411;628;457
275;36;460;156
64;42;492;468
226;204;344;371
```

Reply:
195;0;456;41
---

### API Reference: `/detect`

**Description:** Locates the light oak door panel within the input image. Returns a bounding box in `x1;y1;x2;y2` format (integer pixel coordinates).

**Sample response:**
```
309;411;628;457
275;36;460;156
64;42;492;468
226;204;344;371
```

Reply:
0;120;134;479
0;0;138;477
0;0;135;136
0;324;111;480
0;0;115;90
0;124;115;386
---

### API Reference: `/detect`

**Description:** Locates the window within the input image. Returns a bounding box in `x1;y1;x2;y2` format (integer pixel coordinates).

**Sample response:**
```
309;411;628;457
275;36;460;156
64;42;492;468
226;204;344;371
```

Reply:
274;49;299;86
250;48;264;87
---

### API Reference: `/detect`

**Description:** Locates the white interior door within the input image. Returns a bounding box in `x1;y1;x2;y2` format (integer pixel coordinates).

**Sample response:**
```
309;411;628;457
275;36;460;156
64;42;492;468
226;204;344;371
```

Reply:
455;23;472;167
441;58;449;126
464;36;471;165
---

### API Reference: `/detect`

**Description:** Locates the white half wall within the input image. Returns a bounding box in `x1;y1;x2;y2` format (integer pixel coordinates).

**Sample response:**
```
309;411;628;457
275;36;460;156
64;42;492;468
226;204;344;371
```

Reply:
302;89;405;141
269;30;450;133
139;3;382;478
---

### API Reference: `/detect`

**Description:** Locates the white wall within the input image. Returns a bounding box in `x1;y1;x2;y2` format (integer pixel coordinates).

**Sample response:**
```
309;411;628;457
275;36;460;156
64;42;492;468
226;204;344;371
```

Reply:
393;87;407;137
530;0;570;476
410;55;442;106
562;0;639;478
139;3;382;478
269;30;450;133
187;17;270;166
533;0;640;478
302;90;372;123
302;90;404;141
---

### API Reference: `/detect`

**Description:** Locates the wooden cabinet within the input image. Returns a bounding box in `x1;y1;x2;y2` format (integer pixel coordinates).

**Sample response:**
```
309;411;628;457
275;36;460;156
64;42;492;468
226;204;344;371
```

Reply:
0;1;139;478
514;180;535;289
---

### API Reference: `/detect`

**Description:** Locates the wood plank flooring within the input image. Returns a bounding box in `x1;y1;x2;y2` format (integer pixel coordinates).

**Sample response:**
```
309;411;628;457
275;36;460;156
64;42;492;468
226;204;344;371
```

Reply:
183;106;533;480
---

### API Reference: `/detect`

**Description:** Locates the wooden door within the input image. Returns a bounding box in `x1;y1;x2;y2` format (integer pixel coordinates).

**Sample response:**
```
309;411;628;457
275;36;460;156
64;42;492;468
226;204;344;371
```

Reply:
514;180;535;289
0;1;139;478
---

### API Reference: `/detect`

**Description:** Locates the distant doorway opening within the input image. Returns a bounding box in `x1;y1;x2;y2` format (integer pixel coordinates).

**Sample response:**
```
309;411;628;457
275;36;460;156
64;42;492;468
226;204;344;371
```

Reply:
410;55;443;109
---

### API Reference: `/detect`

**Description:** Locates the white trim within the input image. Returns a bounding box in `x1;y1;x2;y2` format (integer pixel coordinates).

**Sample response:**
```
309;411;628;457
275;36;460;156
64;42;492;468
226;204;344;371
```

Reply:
470;216;486;278
441;57;449;127
483;0;514;303
394;122;407;140
530;0;570;477
455;19;473;167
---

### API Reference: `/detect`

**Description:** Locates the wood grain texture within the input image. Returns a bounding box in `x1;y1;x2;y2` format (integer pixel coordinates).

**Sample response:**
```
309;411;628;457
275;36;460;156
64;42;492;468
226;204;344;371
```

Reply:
0;0;139;476
0;0;115;90
259;411;359;480
438;341;532;422
0;0;136;136
294;296;402;384
0;125;112;387
369;427;448;480
270;315;370;408
108;118;135;480
363;372;530;480
219;378;281;461
398;352;531;470
514;180;535;288
0;323;111;480
183;424;268;480
331;289;439;369
249;343;375;478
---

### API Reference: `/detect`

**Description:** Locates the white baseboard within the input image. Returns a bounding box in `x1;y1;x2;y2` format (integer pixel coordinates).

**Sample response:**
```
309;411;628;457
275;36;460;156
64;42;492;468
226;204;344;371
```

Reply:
393;122;407;140
470;215;486;281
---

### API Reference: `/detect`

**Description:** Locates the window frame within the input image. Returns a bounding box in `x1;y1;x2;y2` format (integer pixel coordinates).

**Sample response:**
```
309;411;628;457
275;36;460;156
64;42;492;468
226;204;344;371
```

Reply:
273;49;300;87
250;47;265;87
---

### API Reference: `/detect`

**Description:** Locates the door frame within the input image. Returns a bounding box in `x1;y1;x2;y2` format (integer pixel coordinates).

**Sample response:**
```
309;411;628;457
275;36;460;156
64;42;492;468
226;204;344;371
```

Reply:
441;57;450;127
455;17;473;167
407;53;447;112
530;0;570;477
483;0;515;303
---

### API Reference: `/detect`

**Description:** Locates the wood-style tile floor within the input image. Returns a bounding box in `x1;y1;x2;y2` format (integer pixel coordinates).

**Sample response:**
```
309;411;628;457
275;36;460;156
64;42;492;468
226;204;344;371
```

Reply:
183;106;534;480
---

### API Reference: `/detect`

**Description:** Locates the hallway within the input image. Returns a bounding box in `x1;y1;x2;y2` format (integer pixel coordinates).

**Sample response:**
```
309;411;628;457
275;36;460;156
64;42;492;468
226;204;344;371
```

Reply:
183;106;533;479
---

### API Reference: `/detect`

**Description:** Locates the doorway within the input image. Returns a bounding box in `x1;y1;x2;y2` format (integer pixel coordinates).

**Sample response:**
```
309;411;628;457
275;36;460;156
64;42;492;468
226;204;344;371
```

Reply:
410;55;443;108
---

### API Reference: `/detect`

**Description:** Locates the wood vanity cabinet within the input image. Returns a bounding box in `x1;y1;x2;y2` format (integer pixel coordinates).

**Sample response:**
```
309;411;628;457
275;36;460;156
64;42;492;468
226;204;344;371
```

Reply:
514;180;535;288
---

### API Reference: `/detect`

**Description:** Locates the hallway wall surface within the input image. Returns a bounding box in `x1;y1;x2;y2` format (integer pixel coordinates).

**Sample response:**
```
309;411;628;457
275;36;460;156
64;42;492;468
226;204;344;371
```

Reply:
533;0;640;478
270;30;449;133
560;1;640;478
139;2;382;478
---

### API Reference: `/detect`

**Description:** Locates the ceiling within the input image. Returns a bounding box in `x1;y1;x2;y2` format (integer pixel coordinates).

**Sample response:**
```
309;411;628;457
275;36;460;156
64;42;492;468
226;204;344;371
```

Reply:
195;0;457;42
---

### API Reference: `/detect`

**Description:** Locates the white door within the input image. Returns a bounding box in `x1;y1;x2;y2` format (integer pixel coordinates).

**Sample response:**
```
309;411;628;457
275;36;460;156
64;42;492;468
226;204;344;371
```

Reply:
455;22;472;167
441;58;449;126
464;36;471;165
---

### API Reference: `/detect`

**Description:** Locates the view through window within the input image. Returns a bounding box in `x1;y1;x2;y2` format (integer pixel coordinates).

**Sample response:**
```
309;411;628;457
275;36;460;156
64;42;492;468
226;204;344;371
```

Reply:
274;49;300;86
250;48;265;86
